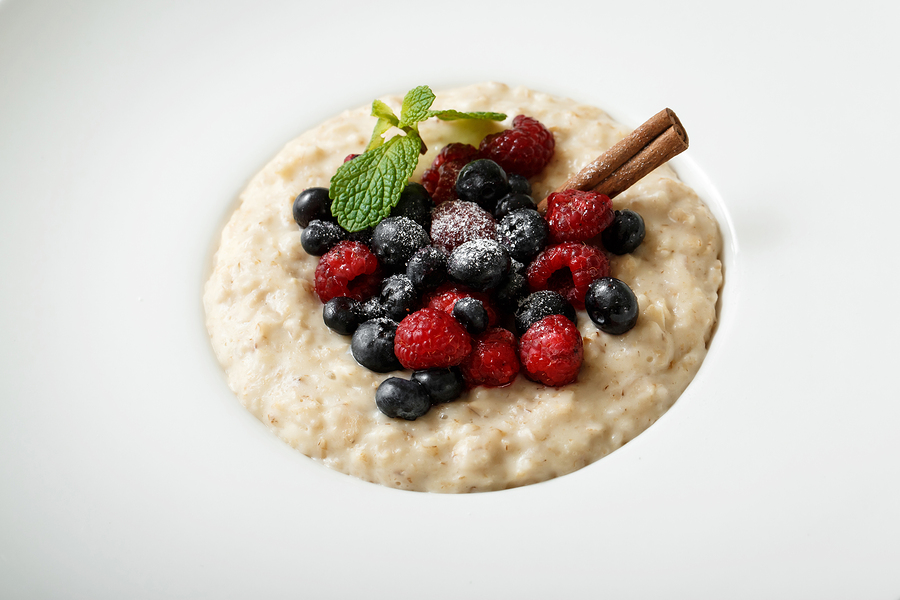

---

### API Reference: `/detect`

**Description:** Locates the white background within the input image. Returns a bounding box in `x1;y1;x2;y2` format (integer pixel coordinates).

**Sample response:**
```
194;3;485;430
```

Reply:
1;0;898;598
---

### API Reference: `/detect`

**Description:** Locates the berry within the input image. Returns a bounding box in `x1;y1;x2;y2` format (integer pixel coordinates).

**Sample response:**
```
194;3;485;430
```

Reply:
359;296;387;321
585;277;639;335
293;187;332;228
452;297;488;335
518;315;583;386
494;193;537;220
479;115;555;178
411;368;465;404
345;227;373;247
421;143;481;204
391;182;435;230
460;328;520;387
527;242;610;310
495;259;528;312
343;153;360;163
508;173;532;196
447;239;511;292
371;216;430;271
314;240;382;303
322;297;364;335
375;377;432;420
455;159;510;213
423;283;499;327
601;209;646;255
374;274;419;322
514;290;577;336
406;246;448;290
430;200;497;254
351;318;402;373
497;208;548;263
545;189;615;244
301;219;345;256
394;308;472;370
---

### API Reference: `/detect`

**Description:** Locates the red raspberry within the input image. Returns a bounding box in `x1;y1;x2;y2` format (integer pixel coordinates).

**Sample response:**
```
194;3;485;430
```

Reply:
460;328;520;387
479;115;555;178
518;315;583;386
429;200;497;254
527;243;610;310
314;241;382;303
421;143;482;204
343;153;359;163
394;308;472;370
423;283;499;327
545;189;614;244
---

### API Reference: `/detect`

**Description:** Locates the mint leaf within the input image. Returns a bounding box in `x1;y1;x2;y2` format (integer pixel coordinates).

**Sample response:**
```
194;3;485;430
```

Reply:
398;86;436;128
426;109;507;122
366;117;395;151
330;130;422;232
371;99;399;125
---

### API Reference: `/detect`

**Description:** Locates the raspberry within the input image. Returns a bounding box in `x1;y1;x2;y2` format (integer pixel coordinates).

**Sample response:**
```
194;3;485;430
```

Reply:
527;243;610;310
394;308;472;370
421;143;482;204
518;315;583;386
314;240;382;303
545;189;614;244
429;200;497;254
460;328;520;387
343;153;360;163
423;282;498;327
479;115;555;178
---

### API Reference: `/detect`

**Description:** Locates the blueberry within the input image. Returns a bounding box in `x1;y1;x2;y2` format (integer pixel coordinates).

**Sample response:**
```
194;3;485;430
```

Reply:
497;208;549;263
411;368;465;404
508;173;532;196
376;377;432;420
406;245;448;290
359;297;387;321
515;290;577;336
371;216;431;271
585;277;639;335
292;187;332;228
391;183;435;230
301;219;346;256
455;159;510;213
452;297;488;335
322;297;364;335
601;209;645;255
447;239;510;292
495;259;527;312
493;193;537;220
346;226;374;247
375;274;418;322
351;318;402;372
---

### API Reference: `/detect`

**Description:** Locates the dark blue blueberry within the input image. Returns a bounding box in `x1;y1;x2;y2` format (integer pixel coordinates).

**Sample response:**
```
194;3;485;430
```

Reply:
359;297;387;321
493;193;537;220
375;377;432;420
350;318;402;373
301;219;346;256
495;259;527;312
508;173;532;196
411;368;465;404
447;239;510;292
585;277;639;335
375;274;419;322
322;297;364;335
497;208;549;263
292;187;332;228
346;226;374;247
391;183;435;230
455;159;510;213
406;246;448;290
452;297;488;335
371;216;431;271
515;290;577;336
601;209;646;255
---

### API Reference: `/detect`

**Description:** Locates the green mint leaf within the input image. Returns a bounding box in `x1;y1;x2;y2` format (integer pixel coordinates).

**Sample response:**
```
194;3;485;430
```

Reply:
366;117;395;151
426;109;507;122
371;99;399;125
329;130;422;232
398;86;436;128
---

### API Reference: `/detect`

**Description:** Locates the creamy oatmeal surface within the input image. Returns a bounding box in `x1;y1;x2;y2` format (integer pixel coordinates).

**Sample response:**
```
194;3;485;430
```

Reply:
204;82;722;493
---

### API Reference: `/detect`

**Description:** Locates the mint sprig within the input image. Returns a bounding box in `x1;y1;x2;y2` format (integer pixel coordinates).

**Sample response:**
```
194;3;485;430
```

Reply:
329;86;506;232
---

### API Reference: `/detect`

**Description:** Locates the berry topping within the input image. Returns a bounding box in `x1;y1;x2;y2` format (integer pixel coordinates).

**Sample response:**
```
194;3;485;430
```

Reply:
479;115;555;178
601;209;646;255
518;315;583;386
390;182;435;230
497;208;549;263
411;368;465;404
493;193;537;220
585;277;639;335
452;297;489;335
314;241;382;303
421;143;482;204
301;219;346;256
351;318;402;373
508;173;532;196
373;274;419;322
545;189;615;244
406;246;448;290
345;226;374;247
455;159;510;213
293;187;333;228
447;239;511;292
322;297;364;336
460;327;520;388
423;283;499;327
375;377;432;420
430;200;497;254
526;242;610;310
371;216;431;271
394;308;472;370
514;290;577;336
494;259;528;312
343;153;360;163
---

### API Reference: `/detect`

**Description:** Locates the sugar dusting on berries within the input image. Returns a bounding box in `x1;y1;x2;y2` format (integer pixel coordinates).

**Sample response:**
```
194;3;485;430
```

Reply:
430;201;497;254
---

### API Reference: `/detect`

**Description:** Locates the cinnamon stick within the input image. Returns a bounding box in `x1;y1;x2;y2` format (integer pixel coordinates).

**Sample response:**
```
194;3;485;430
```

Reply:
537;108;688;213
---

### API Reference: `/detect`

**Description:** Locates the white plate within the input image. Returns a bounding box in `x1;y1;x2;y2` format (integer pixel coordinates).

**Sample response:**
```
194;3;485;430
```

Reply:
2;1;899;598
